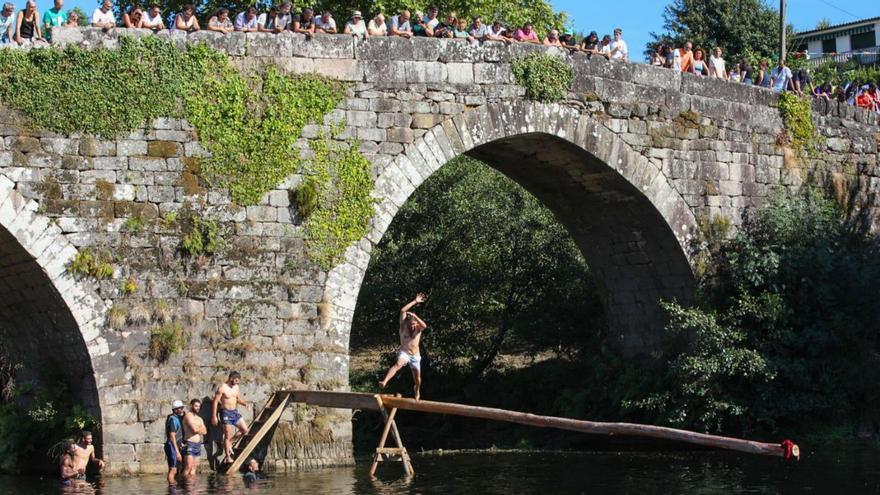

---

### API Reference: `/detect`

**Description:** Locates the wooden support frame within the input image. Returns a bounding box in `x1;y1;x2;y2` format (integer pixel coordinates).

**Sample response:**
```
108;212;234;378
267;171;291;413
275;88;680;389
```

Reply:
369;394;414;477
224;392;291;474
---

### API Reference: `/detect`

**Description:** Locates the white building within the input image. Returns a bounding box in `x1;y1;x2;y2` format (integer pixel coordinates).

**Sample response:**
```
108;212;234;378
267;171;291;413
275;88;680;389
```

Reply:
792;16;879;66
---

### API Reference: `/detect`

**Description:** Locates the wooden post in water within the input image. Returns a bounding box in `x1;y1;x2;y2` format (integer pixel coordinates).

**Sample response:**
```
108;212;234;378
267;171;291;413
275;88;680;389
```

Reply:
369;394;414;476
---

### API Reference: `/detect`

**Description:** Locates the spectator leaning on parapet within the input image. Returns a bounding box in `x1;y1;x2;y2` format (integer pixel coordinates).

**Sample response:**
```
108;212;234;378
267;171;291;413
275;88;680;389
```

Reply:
367;13;386;36
16;0;45;44
468;16;489;44
769;58;792;93
234;7;259;32
487;19;511;44
142;3;164;31
122;5;143;28
207;8;233;33
598;34;612;58
609;28;627;62
423;5;439;29
513;22;539;44
580;31;599;57
543;28;561;46
411;14;432;37
174;4;199;32
0;2;14;44
315;10;336;33
292;7;316;37
91;0;115;29
708;47;728;80
389;9;412;38
344;10;366;38
433;12;454;38
65;8;79;26
42;0;66;39
453;17;470;40
273;3;292;33
256;5;276;31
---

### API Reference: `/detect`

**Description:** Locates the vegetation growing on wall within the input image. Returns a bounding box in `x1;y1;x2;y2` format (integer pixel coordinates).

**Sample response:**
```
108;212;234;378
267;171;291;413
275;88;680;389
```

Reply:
299;136;374;270
511;53;574;103
180;211;223;257
149;320;186;362
0;38;373;269
777;92;821;159
67;249;114;280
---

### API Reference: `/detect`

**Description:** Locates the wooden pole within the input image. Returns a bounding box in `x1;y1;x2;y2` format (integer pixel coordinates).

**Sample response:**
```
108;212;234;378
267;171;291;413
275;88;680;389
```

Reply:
378;395;796;459
780;0;787;63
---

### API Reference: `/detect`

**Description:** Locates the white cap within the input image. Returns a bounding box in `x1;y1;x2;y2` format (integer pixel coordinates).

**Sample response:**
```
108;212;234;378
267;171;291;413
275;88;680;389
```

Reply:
172;400;185;410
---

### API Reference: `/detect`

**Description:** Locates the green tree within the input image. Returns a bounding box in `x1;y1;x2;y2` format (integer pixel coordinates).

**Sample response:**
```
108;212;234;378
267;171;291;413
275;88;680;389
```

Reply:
649;0;781;62
633;188;880;436
352;157;605;379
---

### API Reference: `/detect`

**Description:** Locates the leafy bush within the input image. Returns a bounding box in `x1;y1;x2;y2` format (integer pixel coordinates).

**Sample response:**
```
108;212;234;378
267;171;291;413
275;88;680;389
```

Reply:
778;92;822;159
634;188;880;435
511;53;574;103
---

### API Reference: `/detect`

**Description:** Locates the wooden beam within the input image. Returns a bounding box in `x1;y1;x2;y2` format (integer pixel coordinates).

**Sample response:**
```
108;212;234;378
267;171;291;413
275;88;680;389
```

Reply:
225;393;291;474
378;395;794;458
284;390;383;411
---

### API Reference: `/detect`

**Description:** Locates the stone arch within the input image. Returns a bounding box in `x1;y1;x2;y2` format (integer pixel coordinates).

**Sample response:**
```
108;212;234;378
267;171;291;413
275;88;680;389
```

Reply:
0;174;109;440
325;101;699;358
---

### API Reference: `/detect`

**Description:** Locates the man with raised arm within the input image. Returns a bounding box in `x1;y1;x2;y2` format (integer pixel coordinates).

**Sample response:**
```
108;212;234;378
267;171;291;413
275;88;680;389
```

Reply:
212;371;249;462
379;293;428;400
182;398;207;476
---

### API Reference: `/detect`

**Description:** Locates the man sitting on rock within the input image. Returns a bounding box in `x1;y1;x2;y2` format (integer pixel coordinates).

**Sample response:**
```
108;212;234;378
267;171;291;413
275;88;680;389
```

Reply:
72;430;104;476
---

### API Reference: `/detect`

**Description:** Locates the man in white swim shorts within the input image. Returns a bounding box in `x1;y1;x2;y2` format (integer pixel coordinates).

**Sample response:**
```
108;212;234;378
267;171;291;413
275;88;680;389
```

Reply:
379;292;429;400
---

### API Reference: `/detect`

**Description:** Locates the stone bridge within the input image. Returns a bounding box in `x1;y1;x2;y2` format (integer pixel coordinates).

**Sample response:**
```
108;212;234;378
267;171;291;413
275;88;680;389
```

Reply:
0;28;878;474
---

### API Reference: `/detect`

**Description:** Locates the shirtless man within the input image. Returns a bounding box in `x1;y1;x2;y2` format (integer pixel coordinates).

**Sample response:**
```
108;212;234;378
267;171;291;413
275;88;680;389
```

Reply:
72;430;104;475
379;293;428;400
182;398;207;476
60;440;81;487
211;371;249;461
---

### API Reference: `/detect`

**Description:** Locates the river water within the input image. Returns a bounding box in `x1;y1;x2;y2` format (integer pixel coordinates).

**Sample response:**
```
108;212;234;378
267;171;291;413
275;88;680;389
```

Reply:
1;444;878;494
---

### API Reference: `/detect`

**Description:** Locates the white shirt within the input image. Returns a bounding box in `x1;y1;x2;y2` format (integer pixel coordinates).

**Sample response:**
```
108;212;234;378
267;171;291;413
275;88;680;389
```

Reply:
709;56;726;78
599;43;611;56
609;39;628;60
315;16;335;31
143;11;163;28
345;20;366;35
367;19;386;35
423;16;439;29
673;49;682;70
92;8;115;26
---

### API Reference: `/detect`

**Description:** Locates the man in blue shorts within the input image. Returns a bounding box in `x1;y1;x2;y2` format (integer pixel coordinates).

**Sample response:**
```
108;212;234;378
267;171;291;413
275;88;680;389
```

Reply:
164;400;185;484
211;371;249;462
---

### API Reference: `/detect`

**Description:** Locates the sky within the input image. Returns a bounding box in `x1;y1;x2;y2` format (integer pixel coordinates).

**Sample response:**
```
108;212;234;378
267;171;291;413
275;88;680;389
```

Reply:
21;0;880;62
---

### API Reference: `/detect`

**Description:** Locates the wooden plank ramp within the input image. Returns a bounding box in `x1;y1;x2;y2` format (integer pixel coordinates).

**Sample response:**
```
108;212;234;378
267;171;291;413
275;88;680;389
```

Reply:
224;392;291;474
222;390;798;475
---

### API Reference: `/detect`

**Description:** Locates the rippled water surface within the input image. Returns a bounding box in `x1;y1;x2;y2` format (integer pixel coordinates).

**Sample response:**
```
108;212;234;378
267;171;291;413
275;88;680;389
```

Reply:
2;445;879;494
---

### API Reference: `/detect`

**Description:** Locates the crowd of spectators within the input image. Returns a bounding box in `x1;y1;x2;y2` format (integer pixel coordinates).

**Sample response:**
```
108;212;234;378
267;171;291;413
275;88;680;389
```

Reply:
1;1;878;111
650;41;880;112
0;1;630;60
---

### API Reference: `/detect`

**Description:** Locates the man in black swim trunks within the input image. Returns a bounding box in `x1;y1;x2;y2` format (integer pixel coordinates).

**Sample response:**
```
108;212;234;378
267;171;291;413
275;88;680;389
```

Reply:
182;398;207;476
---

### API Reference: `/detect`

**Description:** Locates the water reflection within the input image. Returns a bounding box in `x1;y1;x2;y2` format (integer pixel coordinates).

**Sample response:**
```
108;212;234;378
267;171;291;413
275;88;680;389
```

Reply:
3;446;880;495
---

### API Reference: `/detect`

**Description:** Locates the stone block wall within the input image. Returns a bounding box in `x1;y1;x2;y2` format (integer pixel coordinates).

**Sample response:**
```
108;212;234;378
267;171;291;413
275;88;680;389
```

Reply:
0;28;876;473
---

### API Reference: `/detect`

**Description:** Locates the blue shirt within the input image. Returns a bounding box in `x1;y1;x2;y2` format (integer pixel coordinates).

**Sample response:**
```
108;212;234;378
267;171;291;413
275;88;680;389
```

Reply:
771;66;792;93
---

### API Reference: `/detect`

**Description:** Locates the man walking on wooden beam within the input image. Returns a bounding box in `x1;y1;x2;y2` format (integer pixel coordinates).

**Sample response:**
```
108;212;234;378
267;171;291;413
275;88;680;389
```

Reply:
211;371;249;462
379;292;428;400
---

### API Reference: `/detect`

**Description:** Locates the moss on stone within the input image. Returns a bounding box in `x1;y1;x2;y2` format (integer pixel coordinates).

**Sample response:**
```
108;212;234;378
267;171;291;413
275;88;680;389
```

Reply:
95;179;116;201
147;140;182;158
